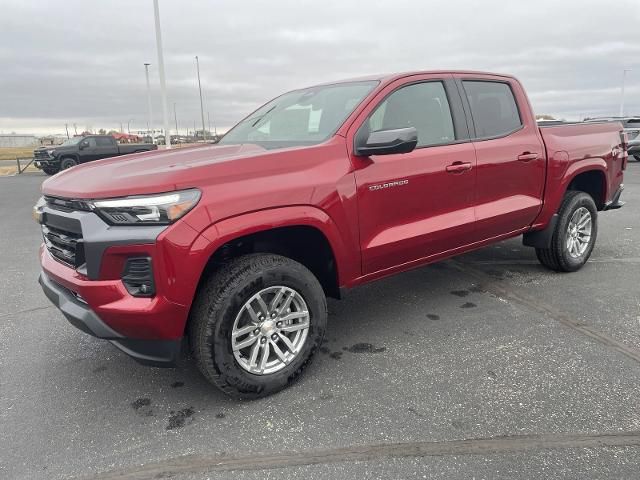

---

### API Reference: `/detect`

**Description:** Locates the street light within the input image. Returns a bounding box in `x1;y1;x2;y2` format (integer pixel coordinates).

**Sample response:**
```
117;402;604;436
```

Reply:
144;63;153;136
173;102;178;138
195;55;207;141
152;0;172;149
620;68;632;117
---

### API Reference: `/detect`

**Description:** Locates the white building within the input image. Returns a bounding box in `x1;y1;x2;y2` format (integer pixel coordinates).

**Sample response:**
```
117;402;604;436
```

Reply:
0;134;39;148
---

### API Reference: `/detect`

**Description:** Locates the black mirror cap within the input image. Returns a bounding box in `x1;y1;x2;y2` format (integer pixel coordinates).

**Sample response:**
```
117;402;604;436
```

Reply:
355;127;418;156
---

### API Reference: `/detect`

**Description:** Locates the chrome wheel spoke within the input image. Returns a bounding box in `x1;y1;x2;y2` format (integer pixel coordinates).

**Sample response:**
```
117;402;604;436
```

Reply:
279;311;308;323
232;324;256;338
233;334;258;352
281;320;310;333
269;287;286;311
277;292;294;315
277;332;296;353
270;340;288;363
255;295;270;317
245;303;261;323
258;341;270;372
248;341;261;368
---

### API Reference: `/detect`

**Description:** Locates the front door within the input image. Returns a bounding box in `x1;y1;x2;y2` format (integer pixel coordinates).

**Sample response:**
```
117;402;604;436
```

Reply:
351;77;477;275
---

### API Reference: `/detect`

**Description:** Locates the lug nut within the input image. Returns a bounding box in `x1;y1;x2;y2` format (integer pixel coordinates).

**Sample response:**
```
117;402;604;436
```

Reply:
271;334;278;341
276;321;283;328
253;329;260;336
260;337;267;344
271;312;276;318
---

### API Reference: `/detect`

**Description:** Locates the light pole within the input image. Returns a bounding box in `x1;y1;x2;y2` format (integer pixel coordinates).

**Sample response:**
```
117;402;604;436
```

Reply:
173;102;178;137
195;55;207;141
152;0;172;149
620;68;632;117
144;63;153;137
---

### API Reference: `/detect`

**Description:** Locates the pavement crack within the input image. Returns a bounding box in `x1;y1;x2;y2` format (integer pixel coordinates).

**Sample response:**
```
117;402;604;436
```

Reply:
0;305;53;319
448;260;640;364
82;431;640;479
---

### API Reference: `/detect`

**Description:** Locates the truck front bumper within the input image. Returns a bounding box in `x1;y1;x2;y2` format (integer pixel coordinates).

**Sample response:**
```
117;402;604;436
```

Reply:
39;266;181;367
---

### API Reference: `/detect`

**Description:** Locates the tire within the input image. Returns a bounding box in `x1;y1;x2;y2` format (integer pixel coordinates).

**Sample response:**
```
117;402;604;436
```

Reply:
633;155;640;162
60;157;77;170
41;165;59;175
189;253;327;398
535;191;598;272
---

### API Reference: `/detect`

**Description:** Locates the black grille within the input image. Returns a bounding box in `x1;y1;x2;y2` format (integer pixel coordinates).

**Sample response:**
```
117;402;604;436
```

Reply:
42;224;84;268
45;195;92;212
34;150;52;160
122;257;155;297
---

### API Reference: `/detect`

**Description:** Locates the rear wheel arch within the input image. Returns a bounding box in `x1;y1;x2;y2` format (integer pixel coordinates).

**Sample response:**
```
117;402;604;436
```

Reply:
565;168;607;210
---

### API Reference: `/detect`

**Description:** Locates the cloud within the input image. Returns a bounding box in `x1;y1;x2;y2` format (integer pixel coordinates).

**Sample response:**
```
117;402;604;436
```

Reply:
1;0;639;134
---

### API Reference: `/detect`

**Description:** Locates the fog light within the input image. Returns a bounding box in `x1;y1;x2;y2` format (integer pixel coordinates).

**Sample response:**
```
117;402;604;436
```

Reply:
122;257;155;297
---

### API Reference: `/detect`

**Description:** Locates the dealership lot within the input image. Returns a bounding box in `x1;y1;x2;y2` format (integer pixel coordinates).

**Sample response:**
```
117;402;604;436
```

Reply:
1;165;639;479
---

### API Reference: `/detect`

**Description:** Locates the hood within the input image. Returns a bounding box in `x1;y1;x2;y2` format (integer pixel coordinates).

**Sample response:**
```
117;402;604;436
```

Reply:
42;144;273;199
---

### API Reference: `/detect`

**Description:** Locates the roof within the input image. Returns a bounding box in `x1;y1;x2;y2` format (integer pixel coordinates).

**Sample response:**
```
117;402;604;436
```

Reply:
308;70;516;88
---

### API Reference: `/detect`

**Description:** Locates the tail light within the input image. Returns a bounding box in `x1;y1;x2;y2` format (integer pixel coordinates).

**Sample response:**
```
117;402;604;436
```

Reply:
620;131;628;170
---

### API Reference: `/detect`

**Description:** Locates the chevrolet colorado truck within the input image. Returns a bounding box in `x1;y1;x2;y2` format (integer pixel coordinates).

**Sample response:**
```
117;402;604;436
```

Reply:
34;135;157;175
34;71;627;398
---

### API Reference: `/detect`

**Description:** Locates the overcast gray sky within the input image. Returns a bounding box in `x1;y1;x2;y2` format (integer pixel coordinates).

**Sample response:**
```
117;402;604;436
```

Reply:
1;0;639;135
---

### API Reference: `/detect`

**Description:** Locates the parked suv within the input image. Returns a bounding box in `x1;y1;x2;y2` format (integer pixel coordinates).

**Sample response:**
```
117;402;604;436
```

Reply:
35;71;627;397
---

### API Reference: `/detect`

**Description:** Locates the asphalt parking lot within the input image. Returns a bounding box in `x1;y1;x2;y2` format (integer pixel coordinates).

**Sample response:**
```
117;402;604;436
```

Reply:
1;165;640;480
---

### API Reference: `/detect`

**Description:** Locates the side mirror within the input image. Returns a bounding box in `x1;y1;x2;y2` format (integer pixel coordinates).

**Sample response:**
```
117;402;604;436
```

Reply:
79;141;88;150
355;127;418;156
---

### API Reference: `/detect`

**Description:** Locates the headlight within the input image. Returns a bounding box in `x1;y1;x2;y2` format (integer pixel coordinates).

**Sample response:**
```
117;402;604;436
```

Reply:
90;189;201;225
46;149;55;156
33;196;46;224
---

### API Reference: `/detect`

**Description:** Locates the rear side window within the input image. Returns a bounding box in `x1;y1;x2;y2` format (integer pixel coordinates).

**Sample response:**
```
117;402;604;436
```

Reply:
463;81;522;138
365;81;456;147
95;137;113;146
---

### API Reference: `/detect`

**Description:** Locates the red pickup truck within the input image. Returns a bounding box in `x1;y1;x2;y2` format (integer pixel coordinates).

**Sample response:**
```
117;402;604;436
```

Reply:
35;71;627;397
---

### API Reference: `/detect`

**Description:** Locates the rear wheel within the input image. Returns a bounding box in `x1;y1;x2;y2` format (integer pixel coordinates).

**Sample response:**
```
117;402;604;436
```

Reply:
189;254;327;398
60;157;77;170
535;191;598;272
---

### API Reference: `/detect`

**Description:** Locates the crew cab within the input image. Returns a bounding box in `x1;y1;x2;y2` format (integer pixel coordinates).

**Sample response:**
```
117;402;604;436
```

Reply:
34;71;627;398
34;135;157;175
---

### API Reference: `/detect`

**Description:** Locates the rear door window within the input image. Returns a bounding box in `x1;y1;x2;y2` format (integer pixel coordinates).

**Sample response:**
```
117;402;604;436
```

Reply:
95;137;114;146
463;81;522;138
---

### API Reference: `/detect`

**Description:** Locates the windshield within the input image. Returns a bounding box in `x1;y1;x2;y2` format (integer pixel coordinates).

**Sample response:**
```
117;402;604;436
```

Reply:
61;137;83;146
219;81;378;149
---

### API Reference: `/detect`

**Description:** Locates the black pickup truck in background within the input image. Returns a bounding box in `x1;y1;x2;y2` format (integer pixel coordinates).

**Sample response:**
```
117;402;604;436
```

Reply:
34;135;158;175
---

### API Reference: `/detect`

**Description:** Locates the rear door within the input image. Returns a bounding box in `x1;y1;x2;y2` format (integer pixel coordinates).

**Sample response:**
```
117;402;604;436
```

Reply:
350;75;477;275
455;75;546;240
94;136;119;159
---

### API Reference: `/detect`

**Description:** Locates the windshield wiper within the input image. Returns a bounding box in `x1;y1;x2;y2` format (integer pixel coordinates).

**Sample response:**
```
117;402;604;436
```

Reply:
250;105;278;128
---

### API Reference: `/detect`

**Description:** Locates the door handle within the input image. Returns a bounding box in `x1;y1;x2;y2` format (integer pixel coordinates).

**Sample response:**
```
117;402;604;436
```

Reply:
517;152;539;162
446;161;472;173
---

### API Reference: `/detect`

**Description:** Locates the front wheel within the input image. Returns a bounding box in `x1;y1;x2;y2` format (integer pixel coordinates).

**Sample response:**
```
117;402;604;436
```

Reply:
60;157;77;170
535;191;598;272
189;254;327;398
41;165;60;175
